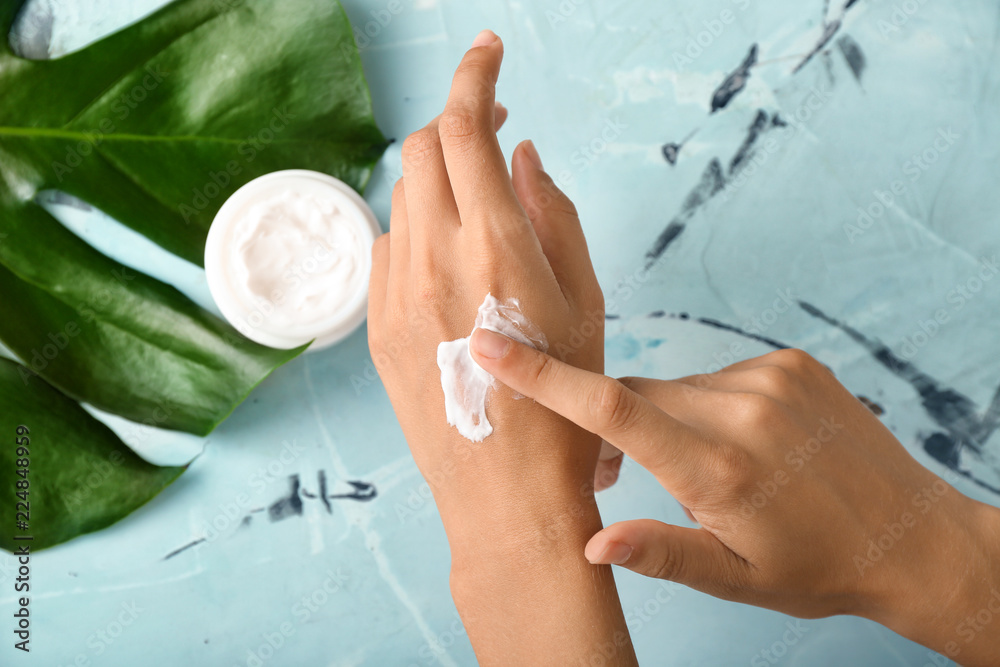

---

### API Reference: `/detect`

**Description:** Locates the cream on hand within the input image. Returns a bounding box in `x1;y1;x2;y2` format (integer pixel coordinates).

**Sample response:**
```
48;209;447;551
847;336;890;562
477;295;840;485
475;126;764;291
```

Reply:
436;294;547;442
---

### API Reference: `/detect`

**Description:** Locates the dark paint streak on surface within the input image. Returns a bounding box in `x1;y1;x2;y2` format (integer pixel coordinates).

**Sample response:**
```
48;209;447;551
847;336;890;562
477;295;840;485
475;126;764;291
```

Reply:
646;159;726;265
163;538;206;561
647;106;788;265
711;44;758;113
319;470;332;514
331;481;378;502
647;222;686;264
695;317;790;350
268;475;304;521
924;434;1000;494
662;142;682;165
730;110;771;173
837;35;866;82
797;301;1000;492
793;19;842;74
646;2;864;265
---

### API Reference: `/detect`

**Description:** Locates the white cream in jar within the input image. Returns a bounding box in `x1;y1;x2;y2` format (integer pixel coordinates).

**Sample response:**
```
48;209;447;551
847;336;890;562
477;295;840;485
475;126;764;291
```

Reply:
205;170;380;350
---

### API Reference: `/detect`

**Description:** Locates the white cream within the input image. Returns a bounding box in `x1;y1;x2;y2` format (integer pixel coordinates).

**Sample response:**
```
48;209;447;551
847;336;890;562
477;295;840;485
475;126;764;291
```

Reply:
230;191;364;331
437;294;547;442
205;170;381;351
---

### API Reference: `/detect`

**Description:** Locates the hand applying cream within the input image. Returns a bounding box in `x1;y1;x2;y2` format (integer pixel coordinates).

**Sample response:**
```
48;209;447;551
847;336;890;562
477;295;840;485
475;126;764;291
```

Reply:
436;293;547;442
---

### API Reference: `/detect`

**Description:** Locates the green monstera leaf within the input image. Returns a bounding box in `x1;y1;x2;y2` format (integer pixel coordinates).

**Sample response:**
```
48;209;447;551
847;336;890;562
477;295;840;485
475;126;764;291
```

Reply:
0;357;186;551
0;0;388;435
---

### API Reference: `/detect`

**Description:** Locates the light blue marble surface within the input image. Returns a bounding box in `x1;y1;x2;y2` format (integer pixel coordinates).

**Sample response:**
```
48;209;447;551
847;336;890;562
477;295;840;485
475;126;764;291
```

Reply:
2;0;999;665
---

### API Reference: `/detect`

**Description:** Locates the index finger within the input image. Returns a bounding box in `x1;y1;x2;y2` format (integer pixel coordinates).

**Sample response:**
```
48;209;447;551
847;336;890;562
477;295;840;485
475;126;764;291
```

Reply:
469;328;709;491
438;31;523;225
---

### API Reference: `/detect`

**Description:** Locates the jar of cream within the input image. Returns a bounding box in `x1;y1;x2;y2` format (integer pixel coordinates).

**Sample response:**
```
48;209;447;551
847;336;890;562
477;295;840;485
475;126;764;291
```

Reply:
205;170;381;351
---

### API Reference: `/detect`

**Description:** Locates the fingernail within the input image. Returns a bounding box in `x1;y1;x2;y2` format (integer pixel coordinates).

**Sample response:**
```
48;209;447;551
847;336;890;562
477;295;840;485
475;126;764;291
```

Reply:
523;140;544;170
471;30;498;48
587;540;633;565
471;329;510;359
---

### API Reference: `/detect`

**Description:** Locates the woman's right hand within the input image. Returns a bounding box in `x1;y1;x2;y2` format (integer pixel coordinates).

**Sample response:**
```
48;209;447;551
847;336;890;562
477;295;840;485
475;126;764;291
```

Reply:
469;332;1000;667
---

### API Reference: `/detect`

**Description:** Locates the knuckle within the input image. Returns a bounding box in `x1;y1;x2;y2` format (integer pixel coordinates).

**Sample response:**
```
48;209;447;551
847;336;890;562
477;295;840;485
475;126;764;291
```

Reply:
590;379;638;432
455;58;497;98
523;180;578;220
527;351;556;387
401;129;441;166
412;275;447;309
730;392;782;432
751;365;796;398
650;545;684;581
439;105;485;143
709;444;751;486
768;348;819;374
617;376;642;391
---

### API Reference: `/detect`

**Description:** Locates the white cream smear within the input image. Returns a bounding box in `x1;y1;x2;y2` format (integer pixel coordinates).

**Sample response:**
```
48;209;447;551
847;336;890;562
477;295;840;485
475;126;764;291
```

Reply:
437;294;548;442
229;190;366;337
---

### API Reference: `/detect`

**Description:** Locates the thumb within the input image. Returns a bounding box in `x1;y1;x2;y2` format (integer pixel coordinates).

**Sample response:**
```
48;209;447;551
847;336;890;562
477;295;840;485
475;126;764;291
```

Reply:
585;519;751;594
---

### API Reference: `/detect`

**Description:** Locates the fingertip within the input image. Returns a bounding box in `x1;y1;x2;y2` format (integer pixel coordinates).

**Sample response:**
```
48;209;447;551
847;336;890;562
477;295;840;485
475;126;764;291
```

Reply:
471;29;499;49
585;533;634;565
584;531;608;563
522;139;543;171
470;328;511;361
494;102;508;131
594;453;623;492
372;231;390;259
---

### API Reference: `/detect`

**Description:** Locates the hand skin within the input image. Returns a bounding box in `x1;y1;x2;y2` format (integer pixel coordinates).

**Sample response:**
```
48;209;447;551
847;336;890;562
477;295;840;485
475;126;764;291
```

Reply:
470;330;1000;666
368;30;637;666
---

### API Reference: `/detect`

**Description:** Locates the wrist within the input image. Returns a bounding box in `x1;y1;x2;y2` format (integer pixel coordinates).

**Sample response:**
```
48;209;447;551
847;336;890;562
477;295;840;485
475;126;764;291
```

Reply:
416;412;603;556
445;471;603;575
869;486;1000;663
